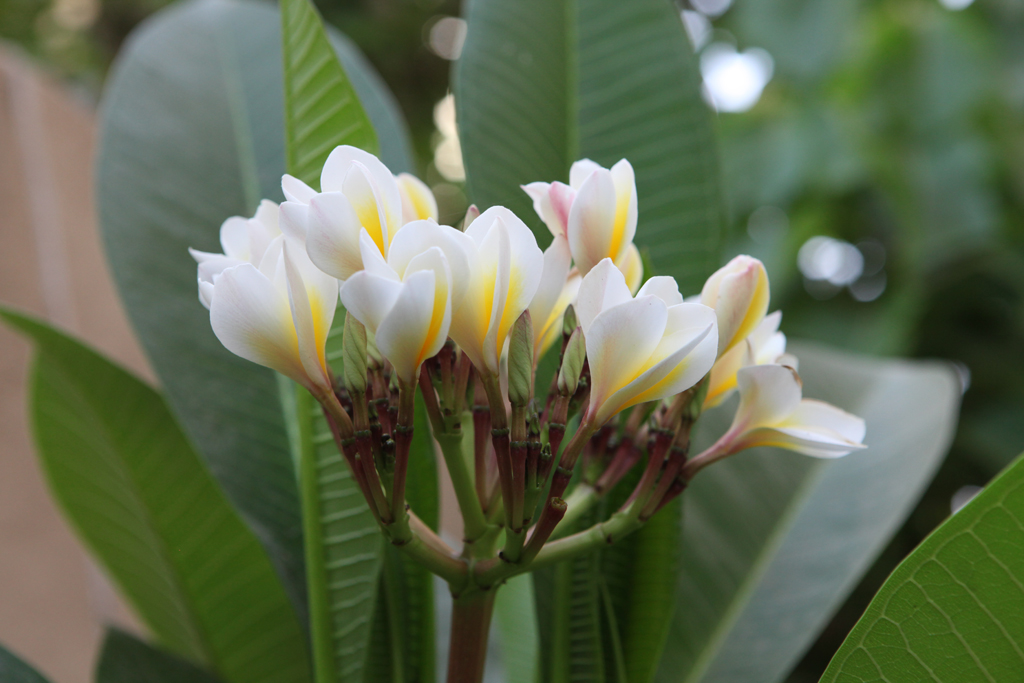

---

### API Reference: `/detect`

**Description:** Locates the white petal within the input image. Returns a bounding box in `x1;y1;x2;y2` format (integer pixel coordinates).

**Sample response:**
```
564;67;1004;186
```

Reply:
567;168;617;276
397;173;439;223
597;303;717;422
340;271;404;334
198;280;215;309
584;295;668;425
189;247;222;264
740;425;867;458
321;146;402;245
785;399;866;444
376;269;447;385
282;241;335;391
702;255;770;355
386;220;473;305
569;158;603;189
279;201;309;243
704;338;753;408
219;217;250;260
523;182;561;239
637;276;683;307
358;229;396;280
209;263;307;386
528;236;573;351
615;243;644;294
305;192;365;280
342;162;392;256
575;258;632;334
733;364;803;431
282;174;317;204
196;254;242;284
609;159;637;257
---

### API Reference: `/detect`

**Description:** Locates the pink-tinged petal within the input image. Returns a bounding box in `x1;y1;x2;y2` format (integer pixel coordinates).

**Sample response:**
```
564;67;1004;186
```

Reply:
597;303;717;422
282;241;335;391
397;173;438;223
637;276;683;307
340;271;404;334
304;191;365;280
282;174;317;204
548;182;574;238
584;295;668;425
522;181;562;238
701;255;770;355
375;270;439;385
615;243;644;294
209;263;307;387
732;364;803;432
567;168;617;276
569;158;602;189
575;258;632;334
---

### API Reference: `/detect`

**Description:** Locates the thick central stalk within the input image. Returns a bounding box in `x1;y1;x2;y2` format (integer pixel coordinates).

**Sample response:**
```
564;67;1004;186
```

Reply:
446;588;498;683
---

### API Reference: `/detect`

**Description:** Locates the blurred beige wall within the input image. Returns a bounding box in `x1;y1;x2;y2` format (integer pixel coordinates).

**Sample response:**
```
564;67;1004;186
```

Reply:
0;45;147;683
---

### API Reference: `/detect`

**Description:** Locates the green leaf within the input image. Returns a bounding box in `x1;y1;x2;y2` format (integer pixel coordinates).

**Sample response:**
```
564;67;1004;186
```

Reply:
819;452;1024;682
0;310;310;683
0;645;50;683
494;573;540;683
456;0;723;291
656;342;962;683
97;0;413;617
96;630;222;683
281;0;378;185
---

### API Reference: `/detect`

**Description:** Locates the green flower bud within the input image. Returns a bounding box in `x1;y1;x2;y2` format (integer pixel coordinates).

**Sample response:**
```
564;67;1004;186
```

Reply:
508;311;534;407
562;304;578;339
557;327;586;397
343;312;368;395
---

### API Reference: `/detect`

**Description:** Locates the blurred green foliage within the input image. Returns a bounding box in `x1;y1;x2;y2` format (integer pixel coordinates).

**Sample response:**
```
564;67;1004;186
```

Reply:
4;0;1023;680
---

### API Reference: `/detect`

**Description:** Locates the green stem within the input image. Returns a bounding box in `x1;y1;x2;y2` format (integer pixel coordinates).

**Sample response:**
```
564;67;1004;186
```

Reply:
384;515;467;586
435;431;491;544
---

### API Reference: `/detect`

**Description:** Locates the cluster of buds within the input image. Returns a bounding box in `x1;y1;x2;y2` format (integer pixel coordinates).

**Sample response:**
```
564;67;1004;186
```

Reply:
190;145;866;589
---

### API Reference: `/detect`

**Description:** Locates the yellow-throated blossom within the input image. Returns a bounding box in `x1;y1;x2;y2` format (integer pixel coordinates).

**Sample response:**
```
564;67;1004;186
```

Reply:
278;145;404;281
190;202;337;394
527;236;581;363
701;255;770;357
705;311;797;408
577;259;718;426
447;206;544;376
396;173;439;223
721;364;866;458
523;158;643;292
340;220;471;385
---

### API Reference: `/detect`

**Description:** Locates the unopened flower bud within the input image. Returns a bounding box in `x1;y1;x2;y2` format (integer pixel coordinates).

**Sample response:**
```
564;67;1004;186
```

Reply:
366;329;384;371
701;255;769;357
557;327;586;397
461;204;480;231
508;311;534;407
562;304;578;339
343;312;368;395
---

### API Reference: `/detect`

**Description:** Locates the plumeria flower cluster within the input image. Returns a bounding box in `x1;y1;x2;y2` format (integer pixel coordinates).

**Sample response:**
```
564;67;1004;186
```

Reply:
190;145;866;585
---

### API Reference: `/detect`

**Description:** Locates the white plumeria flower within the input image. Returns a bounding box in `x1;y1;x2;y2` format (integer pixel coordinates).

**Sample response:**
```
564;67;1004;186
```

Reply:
189;200;282;308
340;220;471;385
701;254;770;357
527;236;581;363
278;146;404;281
705;311;797;408
396;173;439;223
204;234;338;395
448;206;545;377
724;364;866;458
523;158;642;292
576;259;718;426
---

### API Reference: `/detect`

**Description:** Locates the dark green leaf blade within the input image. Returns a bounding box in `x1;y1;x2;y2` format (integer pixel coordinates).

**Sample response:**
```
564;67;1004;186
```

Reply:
0;310;310;683
657;342;962;683
456;0;722;290
96;629;222;683
820;452;1024;683
281;0;378;186
0;645;50;683
97;0;413;619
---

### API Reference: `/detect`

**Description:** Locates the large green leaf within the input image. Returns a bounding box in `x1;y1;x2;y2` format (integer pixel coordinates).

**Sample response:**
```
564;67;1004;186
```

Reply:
820;452;1024;682
0;646;49;683
656;342;962;683
494;573;540;683
0;310;310;683
97;0;413;617
456;0;722;291
96;630;222;683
